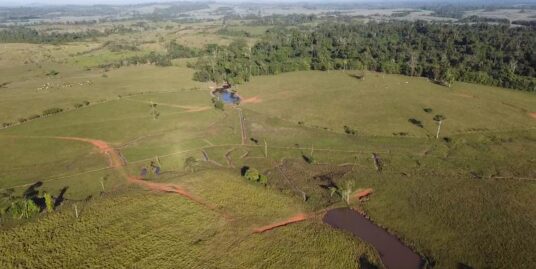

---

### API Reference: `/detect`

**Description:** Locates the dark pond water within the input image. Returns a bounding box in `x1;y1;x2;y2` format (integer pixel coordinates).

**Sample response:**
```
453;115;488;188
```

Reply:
323;208;422;269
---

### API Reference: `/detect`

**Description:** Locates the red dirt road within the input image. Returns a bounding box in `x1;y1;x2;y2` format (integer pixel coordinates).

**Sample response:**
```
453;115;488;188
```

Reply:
55;136;125;168
529;112;536;119
352;188;373;200
126;175;216;209
54;136;221;214
253;213;310;233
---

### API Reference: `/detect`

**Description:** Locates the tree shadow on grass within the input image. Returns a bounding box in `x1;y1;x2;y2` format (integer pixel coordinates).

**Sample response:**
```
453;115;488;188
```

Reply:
21;182;69;211
23;181;43;199
408;118;424;128
358;256;378;269
54;186;68;209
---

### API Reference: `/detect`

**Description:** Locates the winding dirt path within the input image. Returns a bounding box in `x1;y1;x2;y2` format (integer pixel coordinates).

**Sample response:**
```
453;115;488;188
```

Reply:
529;112;536;120
54;136;222;215
55;137;125;168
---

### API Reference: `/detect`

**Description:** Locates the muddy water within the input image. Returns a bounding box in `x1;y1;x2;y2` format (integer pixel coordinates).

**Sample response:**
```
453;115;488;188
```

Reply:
323;208;422;269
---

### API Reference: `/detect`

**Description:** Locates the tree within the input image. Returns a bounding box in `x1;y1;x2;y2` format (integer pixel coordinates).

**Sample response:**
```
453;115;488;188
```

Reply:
340;181;354;205
433;114;446;139
244;168;268;185
44;193;54;213
150;102;160;119
9;199;40;219
244;168;260;181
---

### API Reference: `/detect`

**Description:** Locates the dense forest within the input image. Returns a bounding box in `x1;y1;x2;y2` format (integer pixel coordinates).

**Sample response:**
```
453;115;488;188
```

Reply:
192;21;536;91
0;26;134;44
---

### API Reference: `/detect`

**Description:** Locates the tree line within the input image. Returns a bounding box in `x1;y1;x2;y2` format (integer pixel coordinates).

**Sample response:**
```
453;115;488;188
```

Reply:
99;40;200;69
191;21;536;91
0;25;135;44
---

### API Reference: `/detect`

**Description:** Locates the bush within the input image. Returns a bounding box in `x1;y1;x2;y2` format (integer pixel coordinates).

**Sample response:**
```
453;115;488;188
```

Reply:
83;100;90;106
343;125;357;135
9;199;40;219
243;168;268;185
74;103;84;108
46;70;59;76
17;118;27;123
44;193;54;213
42;107;63;116
423;108;433;113
193;70;211;82
2;122;12;128
211;97;224;111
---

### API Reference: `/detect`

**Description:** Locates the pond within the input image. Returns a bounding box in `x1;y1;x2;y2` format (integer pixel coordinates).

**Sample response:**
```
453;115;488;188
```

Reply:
323;208;422;269
215;90;240;104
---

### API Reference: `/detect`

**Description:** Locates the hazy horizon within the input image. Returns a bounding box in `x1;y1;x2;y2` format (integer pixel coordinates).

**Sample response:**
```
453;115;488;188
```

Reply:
2;0;536;7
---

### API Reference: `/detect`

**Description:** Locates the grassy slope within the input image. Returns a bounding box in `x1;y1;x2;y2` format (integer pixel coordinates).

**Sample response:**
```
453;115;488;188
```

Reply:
239;71;536;137
0;173;378;269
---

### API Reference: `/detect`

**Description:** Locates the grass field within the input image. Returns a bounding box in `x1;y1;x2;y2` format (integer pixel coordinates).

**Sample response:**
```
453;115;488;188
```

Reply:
0;174;378;269
239;71;536;137
0;20;535;269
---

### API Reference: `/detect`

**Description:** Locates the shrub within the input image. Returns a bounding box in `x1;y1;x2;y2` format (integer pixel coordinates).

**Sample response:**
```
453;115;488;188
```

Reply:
193;70;211;82
83;100;90;106
244;168;260;181
258;174;268;185
423;108;433;113
46;70;59;76
42;107;63;116
302;154;315;164
343;125;357;135
243;168;268;185
2;122;12;128
74;103;84;108
17;118;27;123
433;114;446;122
9;200;25;219
9;199;40;219
25;200;40;218
44;193;54;213
211;97;224;111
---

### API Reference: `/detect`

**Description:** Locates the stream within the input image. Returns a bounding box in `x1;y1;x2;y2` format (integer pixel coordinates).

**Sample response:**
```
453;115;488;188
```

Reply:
323;208;422;269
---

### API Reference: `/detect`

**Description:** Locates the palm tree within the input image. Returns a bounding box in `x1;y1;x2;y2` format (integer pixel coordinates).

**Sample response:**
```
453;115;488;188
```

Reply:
433;114;446;139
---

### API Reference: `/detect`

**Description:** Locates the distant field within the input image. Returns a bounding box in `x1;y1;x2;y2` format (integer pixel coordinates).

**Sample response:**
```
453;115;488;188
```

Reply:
0;64;206;124
464;9;536;21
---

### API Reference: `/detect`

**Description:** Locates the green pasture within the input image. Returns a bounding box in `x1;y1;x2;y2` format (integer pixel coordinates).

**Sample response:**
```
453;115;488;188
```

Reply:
239;71;536;137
